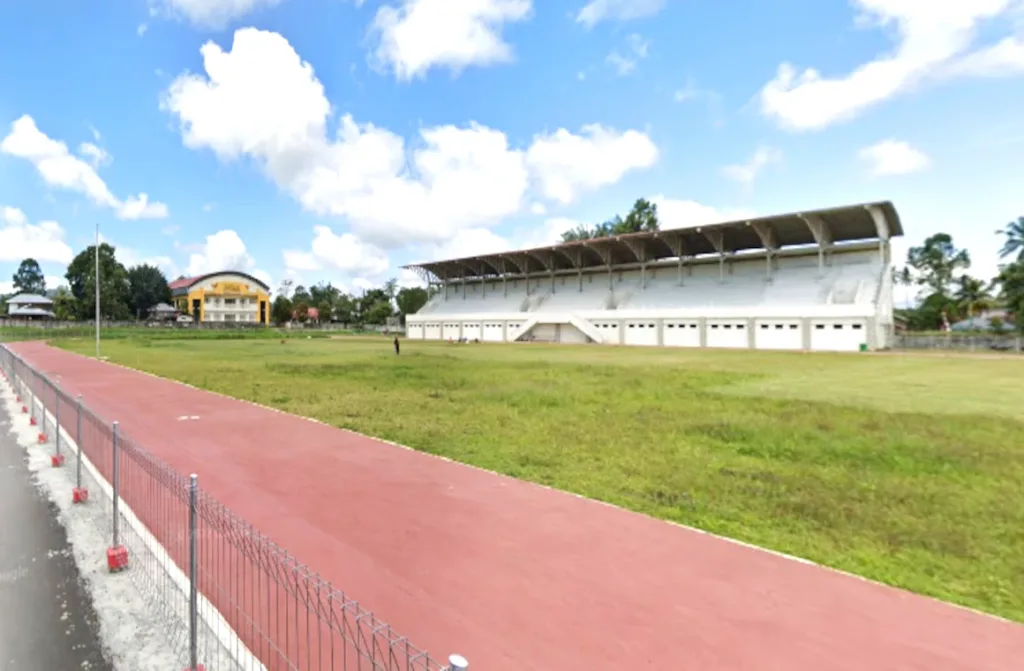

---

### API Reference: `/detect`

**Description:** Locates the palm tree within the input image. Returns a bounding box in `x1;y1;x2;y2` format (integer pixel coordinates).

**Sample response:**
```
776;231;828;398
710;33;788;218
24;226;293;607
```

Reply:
953;275;994;327
996;216;1024;260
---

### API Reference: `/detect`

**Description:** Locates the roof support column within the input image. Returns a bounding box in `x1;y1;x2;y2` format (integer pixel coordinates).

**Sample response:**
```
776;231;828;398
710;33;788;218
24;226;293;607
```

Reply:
622;238;649;290
864;204;892;266
750;221;780;282
800;214;833;274
662;232;688;287
701;229;727;283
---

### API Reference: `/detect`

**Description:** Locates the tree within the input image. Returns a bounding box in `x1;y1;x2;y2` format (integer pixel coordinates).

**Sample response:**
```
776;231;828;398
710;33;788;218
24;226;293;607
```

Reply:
64;243;131;320
396;286;429;318
996;261;1024;335
12;258;46;295
906;233;970;296
51;287;77;320
997;216;1024;261
294;300;310;323
127;264;171;318
270;295;293;325
363;300;392;325
291;284;311;305
559;199;661;242
953;275;994;325
383;278;398;305
621;198;659;234
334;293;356;323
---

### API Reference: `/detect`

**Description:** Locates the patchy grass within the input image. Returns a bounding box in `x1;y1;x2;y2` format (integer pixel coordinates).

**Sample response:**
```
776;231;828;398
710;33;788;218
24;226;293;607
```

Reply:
55;336;1024;621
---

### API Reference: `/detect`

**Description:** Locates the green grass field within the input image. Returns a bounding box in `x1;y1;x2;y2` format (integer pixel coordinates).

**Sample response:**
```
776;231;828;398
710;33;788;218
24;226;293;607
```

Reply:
51;334;1024;621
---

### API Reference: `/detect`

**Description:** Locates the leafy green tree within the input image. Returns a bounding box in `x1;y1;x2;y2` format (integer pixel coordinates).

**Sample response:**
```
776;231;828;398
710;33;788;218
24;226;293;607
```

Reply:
357;288;389;322
64;243;131;320
270;295;293;325
12;258;46;295
291;284;311;305
316;300;333;322
559;198;660;242
953;275;994;325
51;287;77;320
294;300;310;323
127;264;171;318
334;293;356;323
363;300;392;325
620;198;659;233
996;261;1024;335
906;233;970;296
396;286;429;318
997;216;1024;261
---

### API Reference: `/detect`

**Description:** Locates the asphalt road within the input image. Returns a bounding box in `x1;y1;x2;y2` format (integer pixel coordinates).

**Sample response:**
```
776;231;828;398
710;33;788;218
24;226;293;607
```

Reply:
0;413;111;671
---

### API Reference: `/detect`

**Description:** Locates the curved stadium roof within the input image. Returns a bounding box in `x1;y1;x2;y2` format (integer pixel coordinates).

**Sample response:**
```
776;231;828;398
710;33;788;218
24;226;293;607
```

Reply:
405;201;903;282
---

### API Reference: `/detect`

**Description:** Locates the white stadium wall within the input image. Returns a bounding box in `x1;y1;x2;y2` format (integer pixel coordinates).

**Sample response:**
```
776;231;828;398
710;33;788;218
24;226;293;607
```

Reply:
407;231;897;354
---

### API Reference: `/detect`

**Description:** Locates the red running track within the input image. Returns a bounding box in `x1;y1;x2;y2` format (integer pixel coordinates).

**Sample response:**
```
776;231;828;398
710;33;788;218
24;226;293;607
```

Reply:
13;342;1023;671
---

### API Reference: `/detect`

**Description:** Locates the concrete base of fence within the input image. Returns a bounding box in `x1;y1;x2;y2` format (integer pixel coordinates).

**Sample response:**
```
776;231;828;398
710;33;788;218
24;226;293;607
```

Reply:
72;487;89;504
38;432;47;444
182;665;207;671
51;453;65;467
106;545;129;572
29;416;36;425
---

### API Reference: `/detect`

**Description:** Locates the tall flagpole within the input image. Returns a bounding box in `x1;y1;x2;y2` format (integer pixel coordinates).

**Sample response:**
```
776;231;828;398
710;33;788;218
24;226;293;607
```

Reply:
95;223;100;358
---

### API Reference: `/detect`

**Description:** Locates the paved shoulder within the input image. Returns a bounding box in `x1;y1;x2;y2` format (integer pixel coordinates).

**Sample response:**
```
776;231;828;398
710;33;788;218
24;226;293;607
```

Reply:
0;415;111;671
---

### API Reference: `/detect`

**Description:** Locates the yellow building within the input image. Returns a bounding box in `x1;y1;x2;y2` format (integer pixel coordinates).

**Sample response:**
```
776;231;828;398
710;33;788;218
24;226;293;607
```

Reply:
170;272;271;324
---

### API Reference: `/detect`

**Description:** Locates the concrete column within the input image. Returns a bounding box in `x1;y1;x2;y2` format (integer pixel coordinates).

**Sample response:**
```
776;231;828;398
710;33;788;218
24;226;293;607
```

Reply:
747;318;756;349
801;318;812;351
699;317;708;348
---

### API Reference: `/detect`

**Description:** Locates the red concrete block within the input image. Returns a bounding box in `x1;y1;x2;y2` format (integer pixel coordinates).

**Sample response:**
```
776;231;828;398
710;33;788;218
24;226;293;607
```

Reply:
51;453;65;467
38;433;48;444
29;416;36;426
182;666;207;671
107;545;129;572
21;405;27;413
72;487;89;504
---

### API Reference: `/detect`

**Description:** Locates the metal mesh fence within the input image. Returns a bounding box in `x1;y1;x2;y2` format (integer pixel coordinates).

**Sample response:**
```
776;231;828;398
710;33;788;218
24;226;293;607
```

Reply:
0;345;461;671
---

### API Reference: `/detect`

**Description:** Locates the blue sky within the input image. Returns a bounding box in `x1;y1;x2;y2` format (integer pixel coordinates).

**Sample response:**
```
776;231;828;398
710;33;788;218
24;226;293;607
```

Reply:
1;0;1022;300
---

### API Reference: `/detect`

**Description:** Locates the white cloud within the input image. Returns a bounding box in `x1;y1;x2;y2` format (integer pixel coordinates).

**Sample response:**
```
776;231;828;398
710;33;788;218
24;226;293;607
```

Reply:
760;0;1024;131
526;124;658;203
370;0;532;80
1;116;169;220
0;207;75;264
421;217;580;262
606;33;649;76
185;229;256;276
858;139;930;176
78;142;110;168
576;0;664;28
650;196;756;228
162;28;657;252
721;146;781;184
151;0;284;29
137;23;149;36
0;276;67;295
283;225;391;277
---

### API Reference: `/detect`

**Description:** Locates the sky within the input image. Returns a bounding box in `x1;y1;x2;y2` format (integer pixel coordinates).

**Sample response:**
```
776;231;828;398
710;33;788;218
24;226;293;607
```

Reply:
1;0;1022;301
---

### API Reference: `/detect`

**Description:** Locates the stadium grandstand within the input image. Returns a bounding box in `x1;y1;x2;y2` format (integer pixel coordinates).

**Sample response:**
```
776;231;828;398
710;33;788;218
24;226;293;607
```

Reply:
404;201;903;352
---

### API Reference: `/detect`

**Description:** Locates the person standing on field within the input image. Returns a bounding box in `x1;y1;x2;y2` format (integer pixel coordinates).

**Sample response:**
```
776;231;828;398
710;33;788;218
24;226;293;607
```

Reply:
394;336;400;355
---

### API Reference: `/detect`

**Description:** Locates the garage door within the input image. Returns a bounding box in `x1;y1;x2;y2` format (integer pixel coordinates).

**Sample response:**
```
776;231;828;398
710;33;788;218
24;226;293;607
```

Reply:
706;320;749;349
810;320;868;351
482;322;504;342
559;324;588;344
663;321;700;347
754;321;803;350
407;323;424;339
442;322;461;340
507;321;527;340
624;321;658;346
424;323;442;340
462;322;482;341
